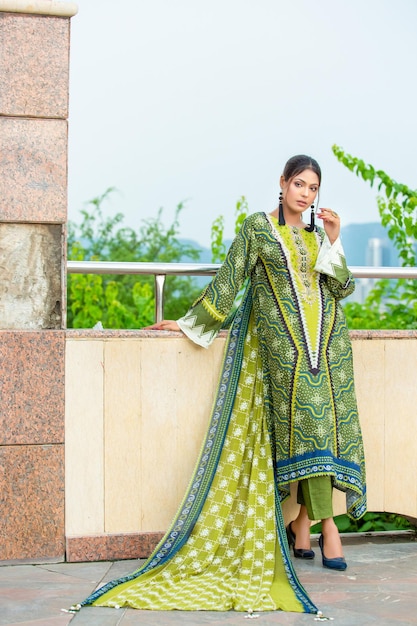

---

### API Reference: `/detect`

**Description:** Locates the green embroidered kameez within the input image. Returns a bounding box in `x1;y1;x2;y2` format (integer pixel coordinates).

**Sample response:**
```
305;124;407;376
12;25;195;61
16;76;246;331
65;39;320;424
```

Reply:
178;213;366;519
80;212;365;615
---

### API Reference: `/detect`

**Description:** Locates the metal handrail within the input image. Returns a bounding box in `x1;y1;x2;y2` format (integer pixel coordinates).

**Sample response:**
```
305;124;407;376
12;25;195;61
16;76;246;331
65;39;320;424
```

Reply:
67;261;417;322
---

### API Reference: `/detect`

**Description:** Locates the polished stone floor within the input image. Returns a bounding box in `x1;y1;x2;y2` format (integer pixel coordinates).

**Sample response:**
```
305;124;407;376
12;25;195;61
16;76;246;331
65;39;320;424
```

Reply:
0;533;416;626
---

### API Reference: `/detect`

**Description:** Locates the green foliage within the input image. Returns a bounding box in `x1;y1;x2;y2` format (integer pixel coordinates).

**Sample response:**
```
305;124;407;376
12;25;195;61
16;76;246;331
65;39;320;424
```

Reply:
67;189;202;328
311;511;414;534
343;278;417;330
210;196;249;263
332;145;417;329
210;214;226;264
332;145;417;265
234;196;249;235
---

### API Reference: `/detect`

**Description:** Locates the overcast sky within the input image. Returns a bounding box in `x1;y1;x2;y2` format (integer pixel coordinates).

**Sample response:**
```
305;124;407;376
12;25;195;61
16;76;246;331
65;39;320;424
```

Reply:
68;0;417;246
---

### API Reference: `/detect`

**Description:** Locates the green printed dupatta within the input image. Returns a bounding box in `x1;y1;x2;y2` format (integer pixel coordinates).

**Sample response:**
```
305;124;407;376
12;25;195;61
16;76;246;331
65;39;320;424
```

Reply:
79;289;318;614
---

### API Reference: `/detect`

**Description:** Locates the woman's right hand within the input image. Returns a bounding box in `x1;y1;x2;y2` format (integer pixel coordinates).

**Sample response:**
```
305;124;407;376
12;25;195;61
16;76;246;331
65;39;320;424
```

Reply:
143;320;181;331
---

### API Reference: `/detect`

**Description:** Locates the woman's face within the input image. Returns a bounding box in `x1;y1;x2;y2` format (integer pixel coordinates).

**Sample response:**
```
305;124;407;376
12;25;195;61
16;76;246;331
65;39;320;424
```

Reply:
280;168;320;216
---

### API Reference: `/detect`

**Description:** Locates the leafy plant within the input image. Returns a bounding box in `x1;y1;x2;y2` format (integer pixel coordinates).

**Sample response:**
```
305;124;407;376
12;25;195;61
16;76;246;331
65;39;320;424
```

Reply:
210;195;249;263
67;190;202;328
332;145;417;264
210;213;227;264
332;145;417;329
311;512;414;534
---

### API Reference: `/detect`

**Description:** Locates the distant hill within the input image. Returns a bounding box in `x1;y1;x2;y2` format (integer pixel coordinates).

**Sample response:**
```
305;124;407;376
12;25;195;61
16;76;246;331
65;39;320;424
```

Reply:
180;222;400;267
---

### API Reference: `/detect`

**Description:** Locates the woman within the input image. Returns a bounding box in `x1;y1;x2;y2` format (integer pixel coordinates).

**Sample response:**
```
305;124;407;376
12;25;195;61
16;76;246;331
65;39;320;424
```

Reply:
74;155;366;615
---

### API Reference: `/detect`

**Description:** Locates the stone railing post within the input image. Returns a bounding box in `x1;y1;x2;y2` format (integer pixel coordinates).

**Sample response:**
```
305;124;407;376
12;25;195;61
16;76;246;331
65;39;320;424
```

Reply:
0;0;77;562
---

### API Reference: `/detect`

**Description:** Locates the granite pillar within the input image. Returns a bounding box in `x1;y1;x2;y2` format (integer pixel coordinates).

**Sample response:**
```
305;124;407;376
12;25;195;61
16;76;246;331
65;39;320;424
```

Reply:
0;0;77;563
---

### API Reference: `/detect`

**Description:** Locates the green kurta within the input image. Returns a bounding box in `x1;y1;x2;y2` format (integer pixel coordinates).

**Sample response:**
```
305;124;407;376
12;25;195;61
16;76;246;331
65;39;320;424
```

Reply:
178;212;366;519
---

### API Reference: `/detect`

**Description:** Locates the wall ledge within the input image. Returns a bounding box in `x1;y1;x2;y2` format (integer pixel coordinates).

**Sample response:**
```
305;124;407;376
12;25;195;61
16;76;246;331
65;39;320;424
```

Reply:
349;329;417;340
65;328;417;340
0;0;78;17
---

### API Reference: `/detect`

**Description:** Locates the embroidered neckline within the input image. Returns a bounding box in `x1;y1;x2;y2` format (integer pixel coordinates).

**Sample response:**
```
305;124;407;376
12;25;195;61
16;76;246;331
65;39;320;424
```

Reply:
264;212;323;374
285;227;317;305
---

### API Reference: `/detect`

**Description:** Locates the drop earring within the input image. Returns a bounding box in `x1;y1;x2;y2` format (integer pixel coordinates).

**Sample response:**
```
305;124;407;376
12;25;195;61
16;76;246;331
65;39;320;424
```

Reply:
305;204;315;232
278;192;285;226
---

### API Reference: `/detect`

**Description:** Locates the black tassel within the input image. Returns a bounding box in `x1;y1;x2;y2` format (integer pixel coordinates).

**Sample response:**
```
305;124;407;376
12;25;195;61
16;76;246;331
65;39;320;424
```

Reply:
305;204;315;232
278;192;285;226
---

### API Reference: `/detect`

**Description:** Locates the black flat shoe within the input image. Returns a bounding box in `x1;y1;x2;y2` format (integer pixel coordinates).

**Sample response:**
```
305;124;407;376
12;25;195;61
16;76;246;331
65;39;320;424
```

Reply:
286;522;315;559
318;534;347;571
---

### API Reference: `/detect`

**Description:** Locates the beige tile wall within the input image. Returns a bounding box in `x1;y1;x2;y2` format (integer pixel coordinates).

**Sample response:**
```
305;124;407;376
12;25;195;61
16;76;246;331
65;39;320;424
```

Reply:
65;335;417;537
384;340;417;518
65;340;105;535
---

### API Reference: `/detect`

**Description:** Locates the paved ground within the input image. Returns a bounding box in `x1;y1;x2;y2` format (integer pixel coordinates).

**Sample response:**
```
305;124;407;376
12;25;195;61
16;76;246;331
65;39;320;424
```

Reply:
0;533;416;626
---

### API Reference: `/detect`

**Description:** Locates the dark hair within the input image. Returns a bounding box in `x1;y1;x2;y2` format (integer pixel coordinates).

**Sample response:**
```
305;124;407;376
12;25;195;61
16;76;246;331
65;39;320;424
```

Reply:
282;155;321;185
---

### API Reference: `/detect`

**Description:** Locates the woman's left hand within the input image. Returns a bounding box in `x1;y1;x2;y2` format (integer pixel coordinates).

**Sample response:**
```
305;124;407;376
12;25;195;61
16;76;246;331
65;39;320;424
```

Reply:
317;208;340;244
